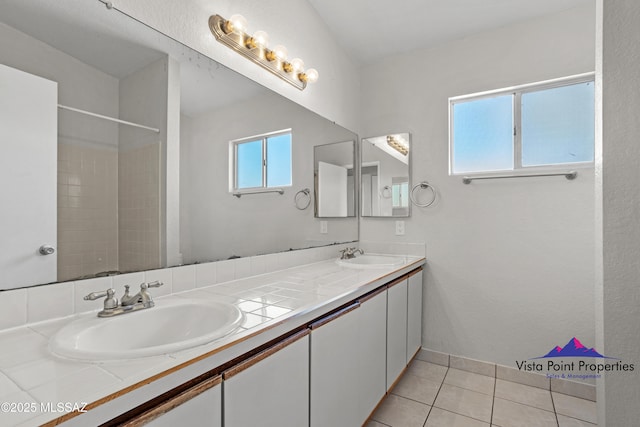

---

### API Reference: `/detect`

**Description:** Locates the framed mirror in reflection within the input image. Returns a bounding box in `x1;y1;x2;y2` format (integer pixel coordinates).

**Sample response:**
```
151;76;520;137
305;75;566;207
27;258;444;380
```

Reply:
314;141;356;218
361;133;411;217
0;0;358;291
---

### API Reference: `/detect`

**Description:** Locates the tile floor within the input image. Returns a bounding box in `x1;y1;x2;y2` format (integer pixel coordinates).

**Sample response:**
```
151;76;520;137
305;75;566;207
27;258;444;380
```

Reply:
367;359;597;427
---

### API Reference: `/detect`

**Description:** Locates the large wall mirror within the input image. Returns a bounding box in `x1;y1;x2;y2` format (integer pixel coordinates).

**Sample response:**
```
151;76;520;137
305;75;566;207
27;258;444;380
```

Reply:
0;0;358;291
361;133;411;217
314;141;356;218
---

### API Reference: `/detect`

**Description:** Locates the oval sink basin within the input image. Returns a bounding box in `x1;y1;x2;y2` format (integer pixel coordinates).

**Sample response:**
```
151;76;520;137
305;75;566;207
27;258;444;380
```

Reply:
50;298;244;361
337;254;406;269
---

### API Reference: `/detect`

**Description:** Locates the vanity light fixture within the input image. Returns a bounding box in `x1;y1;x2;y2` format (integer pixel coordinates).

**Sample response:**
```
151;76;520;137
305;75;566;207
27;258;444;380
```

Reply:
387;135;409;156
209;14;318;90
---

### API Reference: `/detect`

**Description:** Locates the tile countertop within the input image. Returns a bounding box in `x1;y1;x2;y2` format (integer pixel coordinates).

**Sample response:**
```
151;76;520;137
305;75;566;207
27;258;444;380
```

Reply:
0;255;425;427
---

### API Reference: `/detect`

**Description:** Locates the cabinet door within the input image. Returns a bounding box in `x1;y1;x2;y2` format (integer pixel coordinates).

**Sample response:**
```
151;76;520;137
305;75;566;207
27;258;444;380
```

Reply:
140;376;221;427
310;303;360;427
358;288;387;422
224;331;309;427
387;278;408;390
407;269;423;362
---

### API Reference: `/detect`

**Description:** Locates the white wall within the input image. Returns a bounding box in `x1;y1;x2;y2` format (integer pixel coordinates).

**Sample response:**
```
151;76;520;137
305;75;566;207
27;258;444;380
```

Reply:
360;6;596;368
108;0;360;131
596;0;640;424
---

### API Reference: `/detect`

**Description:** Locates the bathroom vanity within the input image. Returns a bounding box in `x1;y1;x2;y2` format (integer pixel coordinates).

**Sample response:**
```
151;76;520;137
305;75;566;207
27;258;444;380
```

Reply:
0;253;424;427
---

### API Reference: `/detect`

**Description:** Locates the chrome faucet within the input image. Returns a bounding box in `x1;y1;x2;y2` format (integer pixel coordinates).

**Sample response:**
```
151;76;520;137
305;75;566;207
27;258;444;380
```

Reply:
121;281;163;307
84;281;164;318
339;247;364;260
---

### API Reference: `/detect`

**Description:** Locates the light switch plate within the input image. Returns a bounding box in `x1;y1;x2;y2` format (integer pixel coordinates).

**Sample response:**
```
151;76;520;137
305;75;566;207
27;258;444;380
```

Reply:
395;221;405;236
320;221;328;234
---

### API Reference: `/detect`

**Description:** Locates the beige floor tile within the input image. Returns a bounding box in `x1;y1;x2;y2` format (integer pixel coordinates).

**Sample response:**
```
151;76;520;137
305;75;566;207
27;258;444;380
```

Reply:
426;407;490;427
557;414;597;427
392;373;442;405
494;379;554;412
366;420;391;427
444;368;495;395
371;394;431;427
552;392;597;424
492;397;558;427
434;384;493;423
406;359;448;383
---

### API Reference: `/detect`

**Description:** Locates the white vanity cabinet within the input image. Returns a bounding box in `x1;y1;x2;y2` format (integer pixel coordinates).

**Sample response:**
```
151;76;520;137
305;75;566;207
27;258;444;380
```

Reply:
407;269;423;363
94;265;424;427
357;287;388;422
309;303;361;427
223;330;310;427
386;276;409;390
144;377;222;427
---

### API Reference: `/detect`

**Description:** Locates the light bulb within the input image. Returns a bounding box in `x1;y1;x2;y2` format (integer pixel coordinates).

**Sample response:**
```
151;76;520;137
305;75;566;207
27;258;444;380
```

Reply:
252;30;269;48
227;14;248;34
272;45;288;61
305;68;319;83
290;58;305;73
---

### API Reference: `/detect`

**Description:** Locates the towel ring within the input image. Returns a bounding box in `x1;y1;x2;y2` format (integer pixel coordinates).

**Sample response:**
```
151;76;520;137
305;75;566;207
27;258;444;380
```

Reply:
410;181;437;208
380;185;392;199
294;188;311;210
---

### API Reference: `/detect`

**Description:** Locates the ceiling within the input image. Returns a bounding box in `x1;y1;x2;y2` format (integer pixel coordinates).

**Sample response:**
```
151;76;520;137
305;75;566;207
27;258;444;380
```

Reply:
308;0;591;64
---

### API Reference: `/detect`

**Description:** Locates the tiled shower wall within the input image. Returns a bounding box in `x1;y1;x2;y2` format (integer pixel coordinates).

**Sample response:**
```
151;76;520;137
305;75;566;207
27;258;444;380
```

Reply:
57;143;119;281
118;142;161;273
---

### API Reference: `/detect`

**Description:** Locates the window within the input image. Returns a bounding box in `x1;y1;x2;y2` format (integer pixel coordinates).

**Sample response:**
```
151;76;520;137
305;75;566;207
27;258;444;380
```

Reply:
231;130;292;191
449;74;594;175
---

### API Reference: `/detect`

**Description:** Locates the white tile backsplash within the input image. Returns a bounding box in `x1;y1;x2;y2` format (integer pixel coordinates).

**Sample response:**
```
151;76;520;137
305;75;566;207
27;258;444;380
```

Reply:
215;259;235;283
195;262;216;288
171;265;196;293
27;282;74;323
1;243;424;330
111;271;145;291
249;255;267;276
234;257;251;280
0;288;27;330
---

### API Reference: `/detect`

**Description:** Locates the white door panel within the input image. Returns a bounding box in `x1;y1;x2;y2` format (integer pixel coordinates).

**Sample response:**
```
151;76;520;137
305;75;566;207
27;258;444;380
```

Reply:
0;64;57;289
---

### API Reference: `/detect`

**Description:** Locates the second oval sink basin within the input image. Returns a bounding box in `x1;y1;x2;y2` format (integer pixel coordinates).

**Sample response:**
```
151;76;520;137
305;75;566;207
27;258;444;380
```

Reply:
337;254;406;269
50;298;244;361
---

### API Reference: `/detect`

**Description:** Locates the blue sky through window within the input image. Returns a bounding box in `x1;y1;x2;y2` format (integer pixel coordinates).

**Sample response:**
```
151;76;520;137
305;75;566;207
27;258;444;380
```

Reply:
452;95;513;173
521;82;594;166
266;134;292;187
236;140;262;189
235;132;292;190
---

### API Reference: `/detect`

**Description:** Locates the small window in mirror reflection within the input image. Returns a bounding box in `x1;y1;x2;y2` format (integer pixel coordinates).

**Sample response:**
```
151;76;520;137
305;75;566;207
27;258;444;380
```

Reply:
392;182;409;209
232;130;292;191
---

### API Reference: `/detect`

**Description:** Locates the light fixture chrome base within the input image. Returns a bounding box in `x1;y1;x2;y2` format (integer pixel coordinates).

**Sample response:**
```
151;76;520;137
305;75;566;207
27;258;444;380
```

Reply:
209;15;306;91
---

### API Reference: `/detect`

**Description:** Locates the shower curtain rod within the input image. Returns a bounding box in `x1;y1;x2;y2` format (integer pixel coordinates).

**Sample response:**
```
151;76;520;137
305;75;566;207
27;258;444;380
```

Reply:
58;104;160;133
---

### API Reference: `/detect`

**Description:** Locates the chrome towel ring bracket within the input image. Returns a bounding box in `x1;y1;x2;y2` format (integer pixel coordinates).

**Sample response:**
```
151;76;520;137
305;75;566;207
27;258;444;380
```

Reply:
410;181;437;208
380;185;392;199
294;188;311;210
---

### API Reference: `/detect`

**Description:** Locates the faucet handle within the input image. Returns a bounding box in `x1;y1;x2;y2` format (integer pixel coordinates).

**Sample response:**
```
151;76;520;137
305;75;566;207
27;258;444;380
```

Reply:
84;288;114;301
84;288;118;310
141;281;163;289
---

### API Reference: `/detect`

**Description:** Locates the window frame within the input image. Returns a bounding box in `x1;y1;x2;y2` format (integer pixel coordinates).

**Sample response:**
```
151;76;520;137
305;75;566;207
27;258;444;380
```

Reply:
448;72;595;176
229;128;292;193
